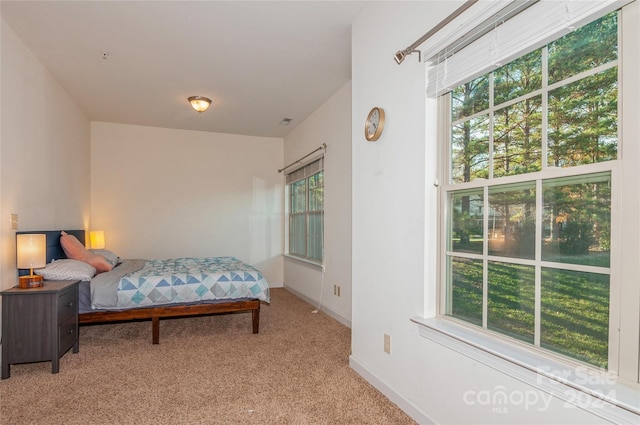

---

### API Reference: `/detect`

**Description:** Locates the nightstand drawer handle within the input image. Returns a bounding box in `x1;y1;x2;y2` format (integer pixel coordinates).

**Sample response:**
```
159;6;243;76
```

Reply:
67;301;74;308
67;328;75;335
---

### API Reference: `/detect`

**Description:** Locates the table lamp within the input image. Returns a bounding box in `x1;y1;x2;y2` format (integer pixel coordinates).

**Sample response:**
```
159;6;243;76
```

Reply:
90;230;105;249
17;234;46;288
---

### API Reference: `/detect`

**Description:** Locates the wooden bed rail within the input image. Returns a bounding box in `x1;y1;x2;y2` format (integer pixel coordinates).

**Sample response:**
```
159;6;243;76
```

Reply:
79;299;261;344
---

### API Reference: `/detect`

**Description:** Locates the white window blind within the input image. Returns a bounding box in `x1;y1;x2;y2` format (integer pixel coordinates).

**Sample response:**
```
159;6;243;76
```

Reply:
425;0;633;98
286;157;324;184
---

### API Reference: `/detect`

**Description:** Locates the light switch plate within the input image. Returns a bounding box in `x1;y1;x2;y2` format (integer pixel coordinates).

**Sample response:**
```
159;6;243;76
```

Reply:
10;214;18;230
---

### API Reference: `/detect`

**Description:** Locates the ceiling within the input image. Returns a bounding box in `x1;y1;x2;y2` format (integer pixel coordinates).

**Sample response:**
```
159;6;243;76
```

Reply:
1;1;369;138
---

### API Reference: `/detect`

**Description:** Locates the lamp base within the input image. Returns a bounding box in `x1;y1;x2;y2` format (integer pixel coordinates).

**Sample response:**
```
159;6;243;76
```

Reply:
18;274;44;289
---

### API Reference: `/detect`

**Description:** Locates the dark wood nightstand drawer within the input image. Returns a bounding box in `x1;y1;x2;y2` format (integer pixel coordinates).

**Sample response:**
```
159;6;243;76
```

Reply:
58;315;78;356
58;287;77;323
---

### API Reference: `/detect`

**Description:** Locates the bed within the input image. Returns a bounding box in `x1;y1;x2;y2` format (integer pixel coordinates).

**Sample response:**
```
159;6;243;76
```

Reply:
16;230;269;344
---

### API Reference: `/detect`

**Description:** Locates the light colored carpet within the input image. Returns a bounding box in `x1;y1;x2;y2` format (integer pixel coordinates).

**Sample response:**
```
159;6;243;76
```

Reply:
0;288;415;424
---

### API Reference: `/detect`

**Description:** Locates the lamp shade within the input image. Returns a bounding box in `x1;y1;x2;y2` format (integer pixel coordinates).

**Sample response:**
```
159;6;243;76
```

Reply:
16;234;46;269
90;230;105;249
188;96;211;113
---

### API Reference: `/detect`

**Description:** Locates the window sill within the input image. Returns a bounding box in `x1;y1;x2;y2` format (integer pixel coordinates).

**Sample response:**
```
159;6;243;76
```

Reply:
283;254;324;271
411;317;639;422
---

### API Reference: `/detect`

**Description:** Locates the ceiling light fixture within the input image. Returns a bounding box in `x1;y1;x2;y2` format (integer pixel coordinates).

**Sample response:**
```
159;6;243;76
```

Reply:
188;96;212;113
279;118;293;125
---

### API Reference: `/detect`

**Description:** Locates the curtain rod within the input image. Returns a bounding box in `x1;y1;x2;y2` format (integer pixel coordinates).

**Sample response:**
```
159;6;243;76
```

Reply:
394;0;479;65
424;0;541;66
278;143;327;173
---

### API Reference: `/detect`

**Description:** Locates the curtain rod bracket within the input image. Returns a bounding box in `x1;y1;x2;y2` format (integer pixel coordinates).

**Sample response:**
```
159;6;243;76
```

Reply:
394;0;479;65
394;49;422;65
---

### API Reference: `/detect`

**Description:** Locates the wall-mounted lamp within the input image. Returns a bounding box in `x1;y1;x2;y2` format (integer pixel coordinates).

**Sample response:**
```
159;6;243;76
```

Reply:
188;96;212;113
16;234;46;288
90;230;106;249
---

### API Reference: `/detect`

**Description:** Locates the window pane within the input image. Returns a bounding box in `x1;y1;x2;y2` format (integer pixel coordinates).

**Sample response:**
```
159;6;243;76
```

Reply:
488;182;536;259
542;173;611;267
541;268;609;368
291;180;307;213
448;257;483;326
548;12;617;85
308;212;323;261
449;189;484;254
494;49;542;106
289;214;306;256
493;95;542;177
309;171;324;211
548;67;618;168
488;261;534;343
451;115;489;183
452;75;489;121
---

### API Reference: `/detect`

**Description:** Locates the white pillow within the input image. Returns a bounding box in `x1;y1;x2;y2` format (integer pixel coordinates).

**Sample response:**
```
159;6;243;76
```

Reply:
89;249;119;266
35;259;96;281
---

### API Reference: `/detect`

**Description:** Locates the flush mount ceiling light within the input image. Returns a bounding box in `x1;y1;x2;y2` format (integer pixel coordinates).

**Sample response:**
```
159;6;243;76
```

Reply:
188;96;212;113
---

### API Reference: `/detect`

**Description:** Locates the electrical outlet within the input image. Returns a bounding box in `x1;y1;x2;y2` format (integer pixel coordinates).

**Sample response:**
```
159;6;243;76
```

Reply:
384;334;391;354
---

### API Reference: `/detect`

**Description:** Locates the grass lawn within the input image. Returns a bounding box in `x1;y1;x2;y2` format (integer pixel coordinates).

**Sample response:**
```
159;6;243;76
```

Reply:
450;257;609;368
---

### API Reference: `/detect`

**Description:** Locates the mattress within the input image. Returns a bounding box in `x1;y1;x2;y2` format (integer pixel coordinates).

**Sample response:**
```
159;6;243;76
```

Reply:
83;256;270;312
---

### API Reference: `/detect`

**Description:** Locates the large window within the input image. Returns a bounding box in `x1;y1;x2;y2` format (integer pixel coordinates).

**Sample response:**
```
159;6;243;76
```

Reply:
442;12;618;369
287;158;324;262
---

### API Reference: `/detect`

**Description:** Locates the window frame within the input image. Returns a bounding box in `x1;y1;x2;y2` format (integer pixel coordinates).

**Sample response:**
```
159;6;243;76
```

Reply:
433;6;639;390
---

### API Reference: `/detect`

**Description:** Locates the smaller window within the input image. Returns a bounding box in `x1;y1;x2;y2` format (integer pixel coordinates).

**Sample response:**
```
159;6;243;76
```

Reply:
286;158;324;262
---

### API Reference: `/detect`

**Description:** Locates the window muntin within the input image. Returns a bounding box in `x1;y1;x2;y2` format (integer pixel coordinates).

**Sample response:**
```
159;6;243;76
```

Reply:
442;12;617;369
287;160;324;262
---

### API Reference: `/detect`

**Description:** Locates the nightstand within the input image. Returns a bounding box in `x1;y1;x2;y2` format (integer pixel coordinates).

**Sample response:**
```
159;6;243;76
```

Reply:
1;280;80;379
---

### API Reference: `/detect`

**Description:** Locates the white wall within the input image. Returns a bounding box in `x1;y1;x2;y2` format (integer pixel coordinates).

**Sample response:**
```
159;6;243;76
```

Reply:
350;2;637;424
283;81;352;326
0;19;90;291
90;122;284;285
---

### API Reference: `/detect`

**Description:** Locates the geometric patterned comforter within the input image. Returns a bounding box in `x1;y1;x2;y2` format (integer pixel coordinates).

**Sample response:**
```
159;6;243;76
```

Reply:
90;256;270;310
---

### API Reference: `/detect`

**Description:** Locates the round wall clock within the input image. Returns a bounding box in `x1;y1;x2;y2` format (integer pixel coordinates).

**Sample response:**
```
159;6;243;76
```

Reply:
364;107;385;142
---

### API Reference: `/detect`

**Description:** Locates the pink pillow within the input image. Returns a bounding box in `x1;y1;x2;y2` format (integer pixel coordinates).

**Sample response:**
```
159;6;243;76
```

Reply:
60;231;113;273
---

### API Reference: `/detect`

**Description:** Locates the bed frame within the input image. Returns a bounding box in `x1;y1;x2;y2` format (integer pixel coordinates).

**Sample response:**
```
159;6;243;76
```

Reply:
17;230;261;344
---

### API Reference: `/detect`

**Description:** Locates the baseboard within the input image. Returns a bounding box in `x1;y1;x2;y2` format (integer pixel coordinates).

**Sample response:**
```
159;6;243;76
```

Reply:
268;281;284;288
283;286;351;328
349;355;435;425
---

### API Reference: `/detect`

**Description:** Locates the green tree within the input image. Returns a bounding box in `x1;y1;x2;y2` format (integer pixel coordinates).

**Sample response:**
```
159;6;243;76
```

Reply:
548;12;618;167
